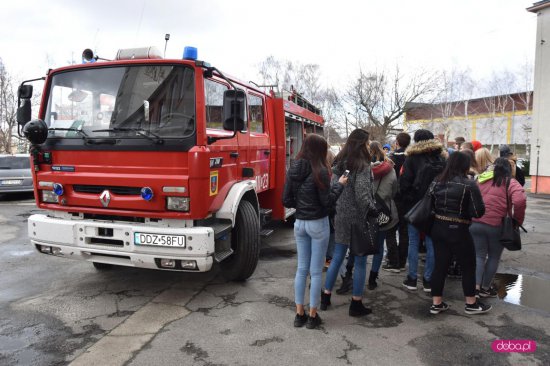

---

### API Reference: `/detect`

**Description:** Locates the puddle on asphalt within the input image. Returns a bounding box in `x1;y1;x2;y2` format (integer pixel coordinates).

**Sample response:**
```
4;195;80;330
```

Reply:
493;273;550;313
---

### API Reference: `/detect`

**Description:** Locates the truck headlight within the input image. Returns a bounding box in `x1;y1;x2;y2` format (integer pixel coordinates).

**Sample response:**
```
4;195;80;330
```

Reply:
166;197;189;211
42;190;59;203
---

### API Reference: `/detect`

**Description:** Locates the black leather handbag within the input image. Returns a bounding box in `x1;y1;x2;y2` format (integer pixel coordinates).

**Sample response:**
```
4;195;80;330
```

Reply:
500;179;526;251
404;182;435;234
350;214;379;257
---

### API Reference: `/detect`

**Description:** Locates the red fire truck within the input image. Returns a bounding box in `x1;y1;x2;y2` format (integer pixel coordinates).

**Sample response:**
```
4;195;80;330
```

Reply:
17;46;324;280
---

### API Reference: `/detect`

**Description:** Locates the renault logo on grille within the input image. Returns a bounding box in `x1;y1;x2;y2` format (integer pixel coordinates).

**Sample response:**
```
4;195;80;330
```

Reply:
99;190;111;207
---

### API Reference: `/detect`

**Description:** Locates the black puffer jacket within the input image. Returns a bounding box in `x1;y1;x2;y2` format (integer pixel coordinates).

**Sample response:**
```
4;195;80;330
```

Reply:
282;159;344;220
432;176;486;221
400;139;446;213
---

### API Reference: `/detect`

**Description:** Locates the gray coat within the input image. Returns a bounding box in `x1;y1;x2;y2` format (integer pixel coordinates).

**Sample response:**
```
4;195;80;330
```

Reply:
332;165;376;245
373;166;399;231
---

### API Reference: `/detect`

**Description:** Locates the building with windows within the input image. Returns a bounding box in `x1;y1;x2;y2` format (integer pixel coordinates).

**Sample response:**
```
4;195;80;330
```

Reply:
528;0;550;194
404;92;533;156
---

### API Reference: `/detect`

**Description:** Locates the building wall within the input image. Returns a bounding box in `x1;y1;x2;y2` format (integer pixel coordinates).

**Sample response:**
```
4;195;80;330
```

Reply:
405;111;531;156
530;4;550;193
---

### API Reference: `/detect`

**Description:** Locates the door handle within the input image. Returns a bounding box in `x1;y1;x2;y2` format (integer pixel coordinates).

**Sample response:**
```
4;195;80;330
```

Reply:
230;152;239;158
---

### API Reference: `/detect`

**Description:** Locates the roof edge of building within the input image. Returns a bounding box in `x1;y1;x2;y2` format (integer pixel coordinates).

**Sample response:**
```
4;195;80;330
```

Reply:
527;0;550;13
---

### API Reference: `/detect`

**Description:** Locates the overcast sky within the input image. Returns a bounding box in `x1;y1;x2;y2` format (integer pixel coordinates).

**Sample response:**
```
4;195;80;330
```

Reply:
0;0;538;90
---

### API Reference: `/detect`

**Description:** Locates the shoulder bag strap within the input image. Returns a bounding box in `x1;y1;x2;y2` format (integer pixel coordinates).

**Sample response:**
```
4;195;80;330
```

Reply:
505;177;512;218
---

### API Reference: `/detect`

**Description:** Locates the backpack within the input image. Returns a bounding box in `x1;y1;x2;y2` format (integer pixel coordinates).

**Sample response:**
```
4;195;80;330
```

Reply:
413;155;446;198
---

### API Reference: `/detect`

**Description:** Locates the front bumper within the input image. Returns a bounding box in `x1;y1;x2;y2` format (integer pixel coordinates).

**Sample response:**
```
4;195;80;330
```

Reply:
28;214;215;272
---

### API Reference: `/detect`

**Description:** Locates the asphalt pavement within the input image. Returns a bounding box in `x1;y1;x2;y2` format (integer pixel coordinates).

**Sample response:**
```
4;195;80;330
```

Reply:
0;191;548;365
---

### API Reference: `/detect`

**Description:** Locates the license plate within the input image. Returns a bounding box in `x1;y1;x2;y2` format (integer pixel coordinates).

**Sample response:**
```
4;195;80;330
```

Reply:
1;180;22;185
134;232;186;247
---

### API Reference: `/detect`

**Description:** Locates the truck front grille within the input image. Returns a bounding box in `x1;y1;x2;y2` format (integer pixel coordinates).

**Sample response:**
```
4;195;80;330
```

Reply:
83;213;146;223
73;185;142;195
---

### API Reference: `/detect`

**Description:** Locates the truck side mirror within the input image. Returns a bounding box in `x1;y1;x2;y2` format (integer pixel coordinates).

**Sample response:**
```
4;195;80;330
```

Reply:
17;85;33;127
18;84;33;99
222;89;246;132
17;99;32;126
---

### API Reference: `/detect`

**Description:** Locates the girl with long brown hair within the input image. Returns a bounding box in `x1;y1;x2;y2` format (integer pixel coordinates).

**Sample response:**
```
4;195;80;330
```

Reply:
321;128;377;317
282;133;347;329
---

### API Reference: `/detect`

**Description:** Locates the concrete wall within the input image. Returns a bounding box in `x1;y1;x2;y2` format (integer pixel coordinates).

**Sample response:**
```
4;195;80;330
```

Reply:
530;4;550;193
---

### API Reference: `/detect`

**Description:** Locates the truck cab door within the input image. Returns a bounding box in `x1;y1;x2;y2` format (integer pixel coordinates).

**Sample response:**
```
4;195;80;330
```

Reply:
241;93;270;192
205;79;240;196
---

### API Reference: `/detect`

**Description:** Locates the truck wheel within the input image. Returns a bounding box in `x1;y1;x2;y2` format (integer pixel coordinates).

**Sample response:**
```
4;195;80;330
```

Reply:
92;262;113;270
220;200;260;281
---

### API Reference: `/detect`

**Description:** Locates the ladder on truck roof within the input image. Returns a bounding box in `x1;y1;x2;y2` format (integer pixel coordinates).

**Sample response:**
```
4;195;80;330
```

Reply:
280;91;324;128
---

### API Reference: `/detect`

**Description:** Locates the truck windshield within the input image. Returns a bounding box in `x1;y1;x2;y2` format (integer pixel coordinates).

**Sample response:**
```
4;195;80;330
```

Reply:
44;65;195;139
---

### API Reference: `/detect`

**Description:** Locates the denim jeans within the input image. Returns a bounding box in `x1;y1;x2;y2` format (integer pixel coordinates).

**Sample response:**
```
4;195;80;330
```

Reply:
407;224;434;281
294;217;330;308
470;222;504;289
325;243;367;297
326;231;336;259
369;230;386;273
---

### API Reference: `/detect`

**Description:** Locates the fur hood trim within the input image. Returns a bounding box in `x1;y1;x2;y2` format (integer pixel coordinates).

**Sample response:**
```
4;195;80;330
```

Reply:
405;139;444;156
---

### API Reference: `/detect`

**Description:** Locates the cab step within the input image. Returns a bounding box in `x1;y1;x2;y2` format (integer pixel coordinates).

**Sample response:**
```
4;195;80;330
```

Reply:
214;248;234;262
212;222;232;240
260;208;273;227
284;208;296;220
260;229;274;237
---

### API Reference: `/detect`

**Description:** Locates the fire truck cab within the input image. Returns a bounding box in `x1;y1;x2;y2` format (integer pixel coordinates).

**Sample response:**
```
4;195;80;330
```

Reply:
17;46;324;280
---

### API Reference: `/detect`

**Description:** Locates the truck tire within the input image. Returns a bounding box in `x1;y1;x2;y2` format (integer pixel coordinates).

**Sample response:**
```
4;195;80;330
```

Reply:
220;200;260;281
92;262;113;270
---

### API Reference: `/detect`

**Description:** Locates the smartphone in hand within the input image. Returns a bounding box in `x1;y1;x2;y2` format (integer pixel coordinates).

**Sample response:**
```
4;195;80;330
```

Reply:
343;169;350;177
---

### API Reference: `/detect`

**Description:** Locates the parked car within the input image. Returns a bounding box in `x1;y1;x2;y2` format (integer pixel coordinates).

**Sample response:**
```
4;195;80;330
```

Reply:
0;154;33;194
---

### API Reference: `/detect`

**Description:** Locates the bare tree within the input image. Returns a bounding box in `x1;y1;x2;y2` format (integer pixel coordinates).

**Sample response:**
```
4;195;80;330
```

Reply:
0;58;17;153
433;68;476;145
479;70;519;151
345;65;439;141
255;56;323;104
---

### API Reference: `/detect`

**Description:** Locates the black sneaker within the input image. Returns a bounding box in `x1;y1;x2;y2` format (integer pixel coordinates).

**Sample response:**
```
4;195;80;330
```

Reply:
293;312;308;327
382;264;401;273
465;301;492;315
402;276;417;290
422;278;431;293
430;302;449;314
475;289;480;298
305;314;322;329
479;287;498;298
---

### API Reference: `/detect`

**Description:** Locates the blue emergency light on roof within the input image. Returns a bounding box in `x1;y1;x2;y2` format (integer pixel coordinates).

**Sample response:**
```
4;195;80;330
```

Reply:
53;183;64;196
141;187;154;201
183;46;198;60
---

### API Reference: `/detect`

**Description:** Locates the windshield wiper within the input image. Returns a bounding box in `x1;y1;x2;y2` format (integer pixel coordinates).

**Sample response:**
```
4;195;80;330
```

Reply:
48;128;89;140
92;128;164;145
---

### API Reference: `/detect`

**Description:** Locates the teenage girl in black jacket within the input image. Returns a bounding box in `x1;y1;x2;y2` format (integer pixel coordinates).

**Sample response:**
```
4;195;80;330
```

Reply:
282;134;347;329
429;151;491;315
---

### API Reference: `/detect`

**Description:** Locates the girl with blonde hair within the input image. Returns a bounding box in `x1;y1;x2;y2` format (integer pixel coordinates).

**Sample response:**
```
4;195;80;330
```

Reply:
475;148;495;174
